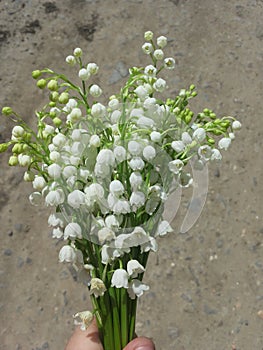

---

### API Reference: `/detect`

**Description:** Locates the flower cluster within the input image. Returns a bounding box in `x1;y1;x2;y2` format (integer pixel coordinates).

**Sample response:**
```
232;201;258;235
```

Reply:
1;31;241;349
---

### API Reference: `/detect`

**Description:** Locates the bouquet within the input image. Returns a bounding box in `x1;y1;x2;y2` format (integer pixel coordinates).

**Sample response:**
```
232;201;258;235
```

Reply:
1;30;241;349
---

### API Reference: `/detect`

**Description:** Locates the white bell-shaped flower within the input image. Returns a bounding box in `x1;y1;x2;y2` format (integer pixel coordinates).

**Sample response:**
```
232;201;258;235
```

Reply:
111;269;129;288
64;223;82;240
90;278;107;298
105;215;119;229
32;176;46;191
52;227;64;239
48;213;65;228
157;220;173;236
182;132;192;145
150;131;162;143
211;148;222;161
67;190;86;209
87;62;99;75
127;259;145;278
45;189;65;206
96;149;115;166
130;191;146;210
91;103;106;118
168;159;184;174
193;128;206;142
89;84;102;97
129;157;145;171
218;137;231;150
59;245;76;263
128;141;141;156
113;199;131;215
128;279;149;299
114;146;126;163
52;133;67;148
232;120;242;130
143;145;156;161
63;165;77;179
140;236;158;253
153;49;164;60
157;35;167;48
134;85;148;100
153;78;166;92
98;227;116;244
73;310;93;331
171;140;185;153
89;135;101;147
109;180;125;196
78;68;90;81
129;172;143;190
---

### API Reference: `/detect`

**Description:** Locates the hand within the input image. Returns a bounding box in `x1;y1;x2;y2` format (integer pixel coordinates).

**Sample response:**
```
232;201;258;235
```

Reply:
65;319;155;350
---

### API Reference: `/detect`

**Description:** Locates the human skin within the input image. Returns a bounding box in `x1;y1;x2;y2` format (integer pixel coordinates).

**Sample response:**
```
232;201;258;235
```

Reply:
65;320;155;350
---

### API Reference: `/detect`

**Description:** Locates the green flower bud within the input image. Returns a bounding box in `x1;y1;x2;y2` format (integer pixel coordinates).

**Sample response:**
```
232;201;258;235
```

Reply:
2;106;13;116
24;171;34;182
185;114;192;124
221;121;230;128
190;84;195;91
24;133;32;142
0;143;9;153
210;113;216;120
9;155;18;166
32;70;42;79
23;144;29;151
12;143;24;154
58;92;69;104
37;79;47;89
49;101;56;107
47;79;58;91
53;117;62;127
207;138;215;144
50;91;59;102
213;129;223;136
191;91;198;97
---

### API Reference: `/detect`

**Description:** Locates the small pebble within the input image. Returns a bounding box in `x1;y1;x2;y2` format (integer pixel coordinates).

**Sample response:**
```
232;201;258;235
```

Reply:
4;248;12;256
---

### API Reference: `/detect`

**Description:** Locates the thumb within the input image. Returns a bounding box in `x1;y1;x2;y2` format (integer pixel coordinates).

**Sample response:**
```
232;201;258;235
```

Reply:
123;336;155;350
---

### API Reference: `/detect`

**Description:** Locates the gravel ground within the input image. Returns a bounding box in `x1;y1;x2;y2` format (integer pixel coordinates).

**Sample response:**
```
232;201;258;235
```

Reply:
0;1;263;349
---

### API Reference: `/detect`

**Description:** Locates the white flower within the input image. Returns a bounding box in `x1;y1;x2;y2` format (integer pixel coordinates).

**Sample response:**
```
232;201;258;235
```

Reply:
114;146;126;163
134;85;148;100
18;154;31;166
211;148;222;161
127;259;145;278
78;68;90;80
65;55;76;66
143;145;156;161
67;190;86;209
143;97;157;111
182;132;192;145
144;65;157;77
73;47;82;57
129;172;143;190
232;120;242;130
43;124;55;137
24;171;33;181
129;157;145;171
130;191;146;210
96;149;114;166
229;132;235;140
126;226;148;247
153;78;166;92
128;141;141;156
108;98;119;110
109;180;125;196
111;269;129;288
153;49;164;60
168;159;184;174
48;164;62;179
113;199;131;215
73;310;93;331
198;145;212;160
29;192;42;206
45;189;65;206
218;137;231;150
164;57;176;70
193;128;206;142
98;227;116;244
90;278;107;298
64;222;82;240
157;220;173;236
63;165;77;179
128;279;149;299
171;140;185;153
150;131;162;142
87;63;99;75
48;213;65;227
85;183;105;200
144;30;153;41
68;107;82;123
52;227;64;239
32;176;46;191
157;35;167;48
89;84;102;97
59;245;76;263
90;134;101;147
142;42;153;54
52;133;67;148
50;151;60;162
105;215;119;229
12;125;25;139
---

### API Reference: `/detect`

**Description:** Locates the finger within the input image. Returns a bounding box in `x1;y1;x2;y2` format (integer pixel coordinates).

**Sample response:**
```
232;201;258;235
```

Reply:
65;320;103;350
123;336;155;350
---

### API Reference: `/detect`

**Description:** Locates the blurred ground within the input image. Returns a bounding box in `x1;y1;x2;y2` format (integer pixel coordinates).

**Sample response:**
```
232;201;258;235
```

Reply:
0;0;263;349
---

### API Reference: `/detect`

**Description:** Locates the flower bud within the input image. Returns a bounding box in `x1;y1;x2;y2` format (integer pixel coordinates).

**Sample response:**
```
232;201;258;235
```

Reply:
2;106;13;116
47;79;58;91
53;117;62;127
65;55;76;66
32;70;42;79
24;171;34;182
87;63;99;75
0;143;9;153
37;79;47;89
73;47;82;57
12;143;23;154
157;35;167;48
50;91;59;102
153;49;164;60
12;125;25;138
89;84;102;97
144;31;153;41
58;92;69;104
78;68;90;81
8;155;18;166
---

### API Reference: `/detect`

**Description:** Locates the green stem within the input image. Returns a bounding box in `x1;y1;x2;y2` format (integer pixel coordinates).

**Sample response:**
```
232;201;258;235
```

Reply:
120;288;128;348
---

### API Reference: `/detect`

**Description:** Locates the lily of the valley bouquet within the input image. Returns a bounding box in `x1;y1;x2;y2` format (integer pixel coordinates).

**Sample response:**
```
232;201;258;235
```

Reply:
1;31;241;349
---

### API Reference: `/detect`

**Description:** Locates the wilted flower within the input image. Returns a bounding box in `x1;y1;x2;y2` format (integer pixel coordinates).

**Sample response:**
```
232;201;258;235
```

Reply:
90;278;107;297
128;279;149;299
73;310;93;331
